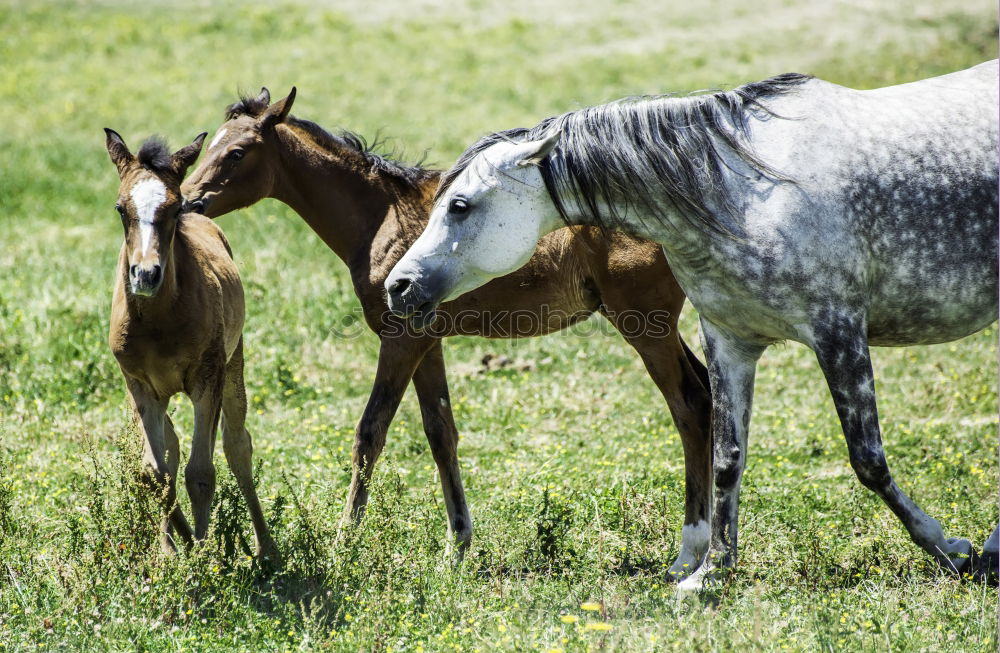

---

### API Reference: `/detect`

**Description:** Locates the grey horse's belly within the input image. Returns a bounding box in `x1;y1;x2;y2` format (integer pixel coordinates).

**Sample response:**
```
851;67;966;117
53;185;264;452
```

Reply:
858;181;998;345
867;294;998;346
670;223;999;349
866;251;998;345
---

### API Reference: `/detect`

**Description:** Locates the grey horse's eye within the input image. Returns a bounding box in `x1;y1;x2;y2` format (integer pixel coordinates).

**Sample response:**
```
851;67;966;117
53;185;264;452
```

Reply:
449;197;469;216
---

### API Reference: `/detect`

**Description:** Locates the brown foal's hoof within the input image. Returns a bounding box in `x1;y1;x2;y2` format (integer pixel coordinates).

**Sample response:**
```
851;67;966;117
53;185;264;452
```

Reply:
254;541;283;571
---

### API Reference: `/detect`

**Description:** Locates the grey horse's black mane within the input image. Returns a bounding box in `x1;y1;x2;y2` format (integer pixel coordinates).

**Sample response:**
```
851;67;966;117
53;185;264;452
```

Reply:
225;93;436;189
136;137;173;173
438;72;812;236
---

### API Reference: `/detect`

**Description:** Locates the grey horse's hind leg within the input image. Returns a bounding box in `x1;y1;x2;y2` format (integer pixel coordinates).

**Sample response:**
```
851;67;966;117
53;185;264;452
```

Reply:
974;524;999;583
812;315;972;573
678;319;765;591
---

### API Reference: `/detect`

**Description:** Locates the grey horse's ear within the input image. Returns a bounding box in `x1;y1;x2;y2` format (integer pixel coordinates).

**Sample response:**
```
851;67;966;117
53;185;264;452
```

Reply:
104;128;134;176
172;132;207;176
517;129;561;167
260;87;296;128
256;87;271;106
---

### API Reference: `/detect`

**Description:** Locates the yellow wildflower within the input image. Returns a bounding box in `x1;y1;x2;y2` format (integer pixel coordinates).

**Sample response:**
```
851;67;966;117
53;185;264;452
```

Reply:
584;622;613;632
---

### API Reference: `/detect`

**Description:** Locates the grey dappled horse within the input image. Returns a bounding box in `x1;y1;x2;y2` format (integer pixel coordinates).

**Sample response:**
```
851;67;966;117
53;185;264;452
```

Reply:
384;61;999;588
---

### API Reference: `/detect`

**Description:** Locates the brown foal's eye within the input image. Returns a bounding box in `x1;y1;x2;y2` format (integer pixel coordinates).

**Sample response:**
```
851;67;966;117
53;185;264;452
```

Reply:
226;149;244;161
115;203;126;220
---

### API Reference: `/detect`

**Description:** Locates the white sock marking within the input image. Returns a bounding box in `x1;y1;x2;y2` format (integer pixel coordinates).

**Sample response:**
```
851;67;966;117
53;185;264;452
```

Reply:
670;519;709;576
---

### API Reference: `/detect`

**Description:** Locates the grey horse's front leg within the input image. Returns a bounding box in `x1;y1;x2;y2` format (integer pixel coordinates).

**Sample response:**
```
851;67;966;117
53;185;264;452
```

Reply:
678;319;765;591
812;314;972;573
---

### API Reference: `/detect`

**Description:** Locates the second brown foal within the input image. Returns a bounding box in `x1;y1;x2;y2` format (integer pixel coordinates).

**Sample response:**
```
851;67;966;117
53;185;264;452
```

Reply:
106;129;276;559
181;89;712;574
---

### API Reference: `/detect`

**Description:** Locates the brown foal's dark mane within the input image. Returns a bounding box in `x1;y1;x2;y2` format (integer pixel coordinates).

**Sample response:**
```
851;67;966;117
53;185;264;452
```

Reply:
225;92;437;191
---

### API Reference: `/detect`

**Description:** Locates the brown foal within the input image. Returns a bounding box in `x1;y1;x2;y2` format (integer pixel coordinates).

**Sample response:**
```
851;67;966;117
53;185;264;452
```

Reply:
105;129;277;559
181;88;712;573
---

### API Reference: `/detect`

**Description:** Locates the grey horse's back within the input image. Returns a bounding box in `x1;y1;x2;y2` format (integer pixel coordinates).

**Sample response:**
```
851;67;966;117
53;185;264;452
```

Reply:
740;61;998;345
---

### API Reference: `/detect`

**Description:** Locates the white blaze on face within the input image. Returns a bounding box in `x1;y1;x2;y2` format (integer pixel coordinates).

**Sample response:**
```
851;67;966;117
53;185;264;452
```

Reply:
130;177;167;256
209;128;228;150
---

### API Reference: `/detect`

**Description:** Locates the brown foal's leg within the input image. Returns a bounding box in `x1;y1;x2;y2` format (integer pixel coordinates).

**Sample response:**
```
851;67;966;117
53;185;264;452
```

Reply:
220;337;279;560
599;295;714;580
186;362;224;541
163;414;194;546
411;341;472;562
126;378;190;553
625;331;714;578
343;335;434;525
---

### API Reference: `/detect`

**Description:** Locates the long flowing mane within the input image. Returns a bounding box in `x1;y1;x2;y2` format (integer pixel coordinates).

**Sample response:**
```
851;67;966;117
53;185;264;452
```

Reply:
225;93;438;190
438;73;811;236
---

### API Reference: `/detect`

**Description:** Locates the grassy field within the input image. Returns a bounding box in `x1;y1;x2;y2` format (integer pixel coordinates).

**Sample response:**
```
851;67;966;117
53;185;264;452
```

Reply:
1;0;998;650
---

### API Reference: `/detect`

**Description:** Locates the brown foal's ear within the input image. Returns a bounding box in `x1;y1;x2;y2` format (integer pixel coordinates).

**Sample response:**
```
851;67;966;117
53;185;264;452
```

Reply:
172;132;208;176
104;128;134;176
516;129;562;167
256;87;271;106
259;87;296;129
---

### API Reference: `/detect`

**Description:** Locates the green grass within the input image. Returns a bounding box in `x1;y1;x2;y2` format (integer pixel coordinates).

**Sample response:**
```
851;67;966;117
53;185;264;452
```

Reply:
1;0;997;650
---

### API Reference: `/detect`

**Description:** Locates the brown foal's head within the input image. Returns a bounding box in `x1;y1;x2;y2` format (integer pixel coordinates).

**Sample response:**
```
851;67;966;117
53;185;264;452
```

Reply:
105;129;206;297
180;87;296;218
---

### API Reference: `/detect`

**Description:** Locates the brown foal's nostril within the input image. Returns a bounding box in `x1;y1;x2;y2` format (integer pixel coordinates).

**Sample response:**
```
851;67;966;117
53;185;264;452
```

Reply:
132;265;162;288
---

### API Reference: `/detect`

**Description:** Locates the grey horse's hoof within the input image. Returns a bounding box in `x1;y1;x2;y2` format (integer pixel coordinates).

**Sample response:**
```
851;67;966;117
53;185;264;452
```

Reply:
971;549;999;585
676;563;729;593
939;537;973;574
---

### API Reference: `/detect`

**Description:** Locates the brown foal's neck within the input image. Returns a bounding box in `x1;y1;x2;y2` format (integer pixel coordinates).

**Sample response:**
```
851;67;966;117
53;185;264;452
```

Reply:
268;123;437;268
